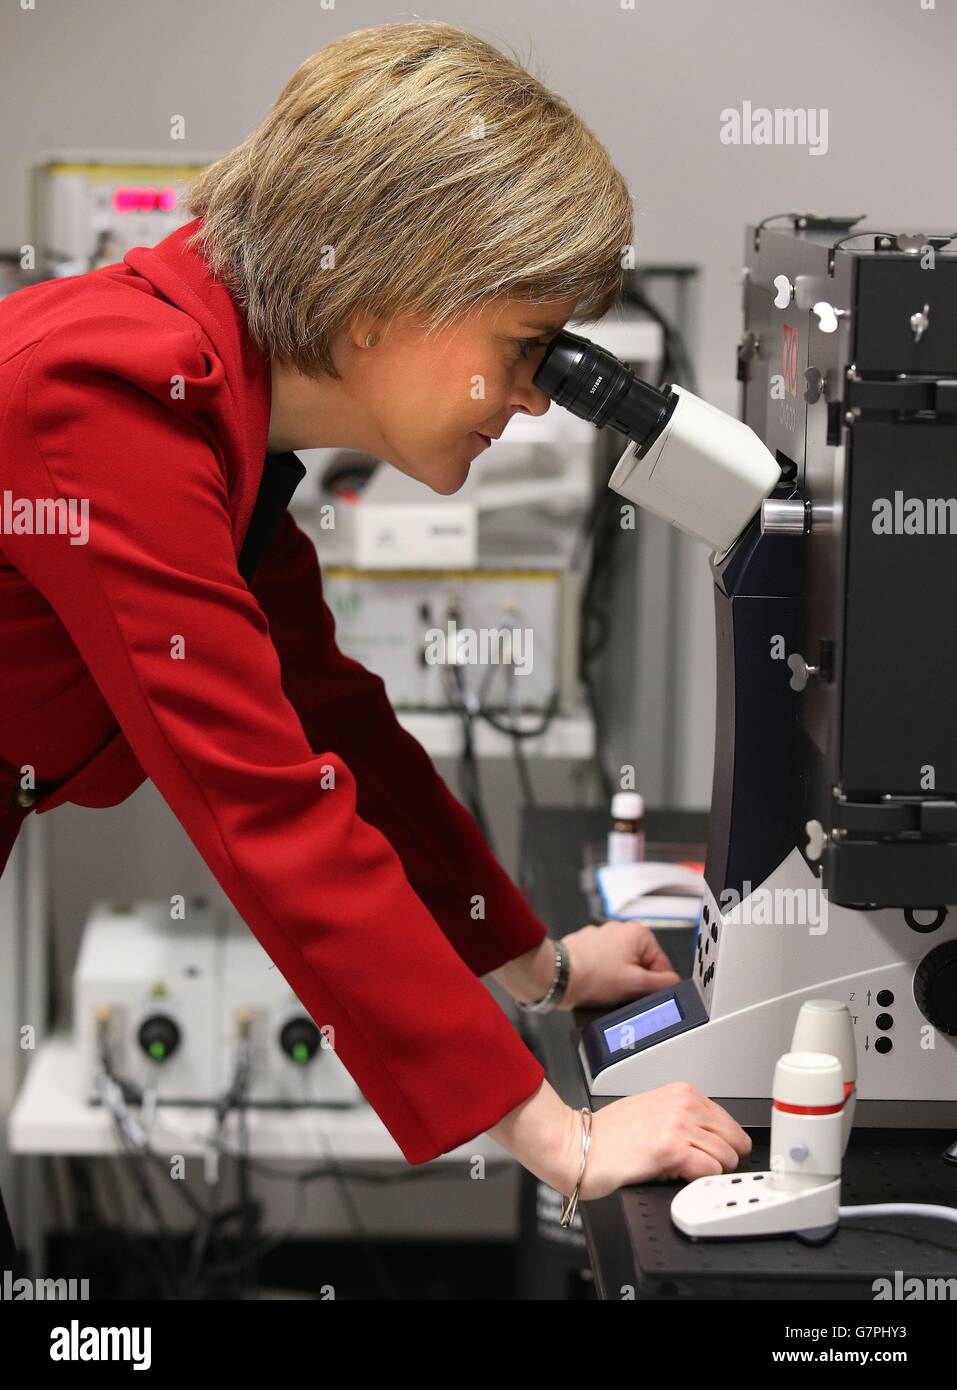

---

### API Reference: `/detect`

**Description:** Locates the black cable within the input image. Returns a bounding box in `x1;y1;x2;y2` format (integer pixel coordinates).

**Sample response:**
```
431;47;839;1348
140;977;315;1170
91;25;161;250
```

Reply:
569;275;699;803
441;662;498;852
301;1077;402;1301
475;690;558;740
576;487;619;801
96;1038;236;1298
177;1034;265;1298
511;733;536;808
65;1124;179;1299
105;1111;182;1297
234;1094;261;1299
503;661;536;808
179;1182;307;1282
87;1037;518;1300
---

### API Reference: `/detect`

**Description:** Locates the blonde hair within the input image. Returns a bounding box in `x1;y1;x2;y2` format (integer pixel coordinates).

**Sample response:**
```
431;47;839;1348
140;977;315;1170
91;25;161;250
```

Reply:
184;21;634;379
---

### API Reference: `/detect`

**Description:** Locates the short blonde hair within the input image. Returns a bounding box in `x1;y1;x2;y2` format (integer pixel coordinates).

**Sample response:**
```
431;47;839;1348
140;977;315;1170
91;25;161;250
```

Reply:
184;21;634;379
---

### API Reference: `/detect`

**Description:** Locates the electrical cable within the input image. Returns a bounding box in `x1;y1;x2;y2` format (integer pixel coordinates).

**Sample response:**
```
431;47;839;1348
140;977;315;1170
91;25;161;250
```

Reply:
839;1202;957;1226
300;1070;401;1301
440;660;497;852
569;273;699;802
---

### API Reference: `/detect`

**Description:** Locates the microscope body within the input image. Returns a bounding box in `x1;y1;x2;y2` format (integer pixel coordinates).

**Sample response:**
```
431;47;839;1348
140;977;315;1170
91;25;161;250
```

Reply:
581;217;957;1123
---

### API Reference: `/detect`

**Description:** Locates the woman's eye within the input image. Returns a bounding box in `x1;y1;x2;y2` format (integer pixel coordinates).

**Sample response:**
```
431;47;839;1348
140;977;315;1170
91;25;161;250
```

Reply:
515;337;547;360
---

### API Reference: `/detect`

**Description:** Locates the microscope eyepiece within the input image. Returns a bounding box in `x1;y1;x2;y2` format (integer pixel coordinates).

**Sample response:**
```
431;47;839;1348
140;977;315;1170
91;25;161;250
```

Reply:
533;328;677;455
533;328;781;554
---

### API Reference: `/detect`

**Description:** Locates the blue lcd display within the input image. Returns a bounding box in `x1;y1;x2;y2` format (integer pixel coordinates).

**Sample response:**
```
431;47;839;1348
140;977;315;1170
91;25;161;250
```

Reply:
604;996;683;1053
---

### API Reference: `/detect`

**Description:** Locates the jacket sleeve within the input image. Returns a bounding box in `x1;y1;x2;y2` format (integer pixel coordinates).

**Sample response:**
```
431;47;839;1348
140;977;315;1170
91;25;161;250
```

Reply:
247;509;549;978
9;323;545;1164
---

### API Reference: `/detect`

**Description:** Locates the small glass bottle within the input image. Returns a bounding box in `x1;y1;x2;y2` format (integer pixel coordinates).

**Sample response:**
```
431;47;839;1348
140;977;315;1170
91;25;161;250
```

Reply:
607;791;646;865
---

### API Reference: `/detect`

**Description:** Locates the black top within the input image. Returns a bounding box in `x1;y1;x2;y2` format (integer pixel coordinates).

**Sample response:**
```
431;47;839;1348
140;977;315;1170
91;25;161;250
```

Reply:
237;450;308;583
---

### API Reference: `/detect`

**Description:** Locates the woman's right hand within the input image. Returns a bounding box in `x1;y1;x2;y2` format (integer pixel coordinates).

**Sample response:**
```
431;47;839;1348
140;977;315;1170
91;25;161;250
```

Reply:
568;1083;753;1199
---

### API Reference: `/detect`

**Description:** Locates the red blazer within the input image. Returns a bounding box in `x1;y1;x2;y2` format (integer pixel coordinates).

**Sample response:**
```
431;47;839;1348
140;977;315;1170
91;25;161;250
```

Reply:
0;219;547;1163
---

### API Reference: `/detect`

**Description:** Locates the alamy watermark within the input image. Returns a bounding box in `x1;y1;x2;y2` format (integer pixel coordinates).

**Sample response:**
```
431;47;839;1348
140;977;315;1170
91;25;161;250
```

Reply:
873;1270;957;1300
0;491;89;545
720;101;828;156
423;619;534;676
1;1268;89;1299
718;880;828;935
872;491;957;535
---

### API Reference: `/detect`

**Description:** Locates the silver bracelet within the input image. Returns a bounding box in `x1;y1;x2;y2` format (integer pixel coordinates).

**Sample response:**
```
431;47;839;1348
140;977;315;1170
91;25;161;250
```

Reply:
515;938;570;1014
560;1106;593;1227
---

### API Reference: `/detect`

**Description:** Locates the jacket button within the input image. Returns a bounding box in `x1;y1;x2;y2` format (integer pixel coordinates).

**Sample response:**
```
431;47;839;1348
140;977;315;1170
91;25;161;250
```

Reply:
12;786;40;808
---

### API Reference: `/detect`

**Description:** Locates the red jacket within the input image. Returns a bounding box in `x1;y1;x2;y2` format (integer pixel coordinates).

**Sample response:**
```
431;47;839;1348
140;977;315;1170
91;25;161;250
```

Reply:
0;218;547;1163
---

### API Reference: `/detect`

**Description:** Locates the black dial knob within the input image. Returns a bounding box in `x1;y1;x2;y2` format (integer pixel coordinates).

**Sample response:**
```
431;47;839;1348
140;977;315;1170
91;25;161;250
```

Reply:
279;1016;321;1064
137;1014;181;1062
914;940;957;1035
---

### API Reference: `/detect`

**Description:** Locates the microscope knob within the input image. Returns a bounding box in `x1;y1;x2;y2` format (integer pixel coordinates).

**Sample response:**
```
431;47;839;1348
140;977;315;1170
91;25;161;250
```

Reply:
761;498;809;535
805;819;827;861
914;940;957;1036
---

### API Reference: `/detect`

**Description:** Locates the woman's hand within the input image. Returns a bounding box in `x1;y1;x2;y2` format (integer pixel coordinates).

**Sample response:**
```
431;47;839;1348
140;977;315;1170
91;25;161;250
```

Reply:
559;919;680;1010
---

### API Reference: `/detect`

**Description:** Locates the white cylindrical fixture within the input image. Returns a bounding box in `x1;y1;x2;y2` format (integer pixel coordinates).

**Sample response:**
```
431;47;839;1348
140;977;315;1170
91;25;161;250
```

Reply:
790;999;858;1154
769;1051;845;1188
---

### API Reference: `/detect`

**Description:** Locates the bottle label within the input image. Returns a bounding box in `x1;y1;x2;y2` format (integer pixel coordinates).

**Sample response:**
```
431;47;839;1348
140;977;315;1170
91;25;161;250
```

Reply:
607;831;645;865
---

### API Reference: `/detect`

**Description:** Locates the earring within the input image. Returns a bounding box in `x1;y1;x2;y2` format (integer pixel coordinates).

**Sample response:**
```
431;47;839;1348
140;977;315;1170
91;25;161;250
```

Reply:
365;331;380;348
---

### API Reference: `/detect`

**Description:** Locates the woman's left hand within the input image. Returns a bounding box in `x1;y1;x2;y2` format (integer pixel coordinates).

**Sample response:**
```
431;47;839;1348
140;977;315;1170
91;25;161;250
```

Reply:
558;919;680;1010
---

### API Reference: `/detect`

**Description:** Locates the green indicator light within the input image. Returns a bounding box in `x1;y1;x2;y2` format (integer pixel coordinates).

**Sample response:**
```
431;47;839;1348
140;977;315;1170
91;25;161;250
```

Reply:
149;1040;166;1060
292;1042;309;1063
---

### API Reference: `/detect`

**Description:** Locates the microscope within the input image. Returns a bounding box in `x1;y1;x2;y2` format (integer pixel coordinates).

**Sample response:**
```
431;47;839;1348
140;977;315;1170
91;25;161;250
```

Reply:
534;214;957;1129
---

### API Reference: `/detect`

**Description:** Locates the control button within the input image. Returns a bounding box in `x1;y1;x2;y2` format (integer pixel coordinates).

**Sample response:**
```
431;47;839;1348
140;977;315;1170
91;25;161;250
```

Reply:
876;989;894;1007
875;1037;893;1054
138;1015;181;1062
875;1013;893;1031
711;923;718;942
279;1016;321;1064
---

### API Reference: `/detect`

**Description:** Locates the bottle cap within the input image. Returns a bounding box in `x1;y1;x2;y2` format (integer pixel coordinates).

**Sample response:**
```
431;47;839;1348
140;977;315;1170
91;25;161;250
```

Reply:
611;792;644;819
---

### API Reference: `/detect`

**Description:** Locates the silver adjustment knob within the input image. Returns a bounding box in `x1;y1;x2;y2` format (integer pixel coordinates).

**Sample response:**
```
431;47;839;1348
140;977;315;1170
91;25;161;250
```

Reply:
805;820;827;861
787;653;819;691
761;498;808;535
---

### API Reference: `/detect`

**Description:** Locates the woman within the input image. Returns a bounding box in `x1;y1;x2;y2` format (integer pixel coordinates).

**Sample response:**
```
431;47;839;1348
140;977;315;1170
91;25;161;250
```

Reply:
0;22;749;1212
